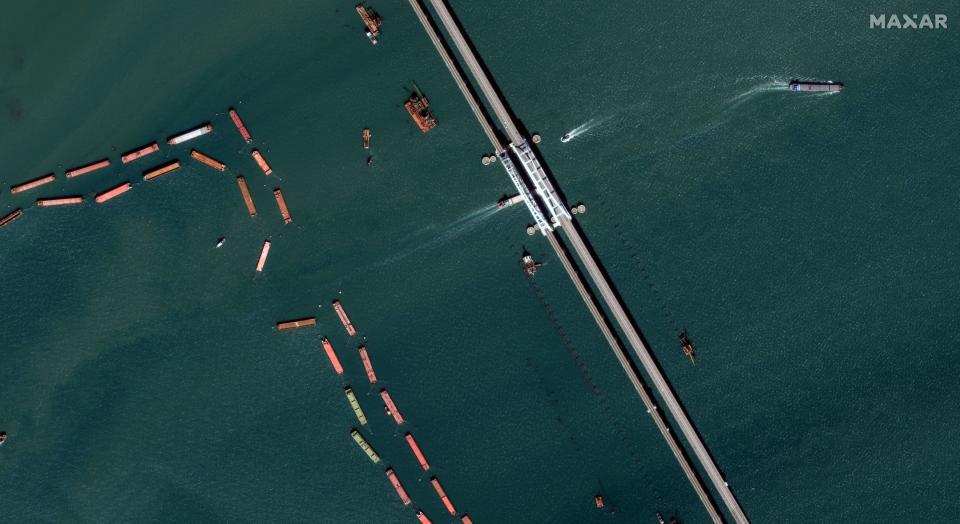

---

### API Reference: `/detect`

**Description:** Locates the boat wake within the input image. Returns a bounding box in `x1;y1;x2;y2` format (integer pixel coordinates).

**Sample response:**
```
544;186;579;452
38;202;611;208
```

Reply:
375;203;502;268
560;115;613;143
723;77;791;111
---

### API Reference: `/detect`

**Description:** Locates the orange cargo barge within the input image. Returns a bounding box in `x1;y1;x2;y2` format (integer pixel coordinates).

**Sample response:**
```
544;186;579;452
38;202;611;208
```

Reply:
11;174;56;194
236;176;257;216
143;161;180;181
273;188;292;224
66;159;110;179
385;468;411;506
461;516;474;524
252;149;272;175
358;345;377;383
321;337;345;375
229;108;253;143
416;510;432;524
277;317;317;330
430;477;457;515
404;433;430;471
95;182;131;204
37;196;83;207
121;143;160;164
191;150;226;172
256;240;271;272
380;389;404;424
0;209;23;228
332;300;357;336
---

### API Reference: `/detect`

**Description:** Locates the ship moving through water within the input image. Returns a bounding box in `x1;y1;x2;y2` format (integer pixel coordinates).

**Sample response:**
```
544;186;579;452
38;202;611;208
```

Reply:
789;80;843;92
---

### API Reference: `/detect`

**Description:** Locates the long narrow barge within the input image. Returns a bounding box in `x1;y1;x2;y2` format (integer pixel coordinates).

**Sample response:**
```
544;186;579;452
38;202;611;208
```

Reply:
236;176;257;216
252;149;272;175
66;159;110;179
430;477;457;515
0;209;23;228
344;386;368;425
350;429;380;463
256;240;271;272
273;189;292;224
789;80;843;92
229;108;253;143
95;182;131;204
321;337;345;375
143;161;180;181
191;150;226;171
276;317;316;330
167;124;212;145
121;143;160;164
416;510;432;524
404;433;430;471
380;389;404;424
332;300;357;336
11;174;56;194
461;516;473;524
385;468;411;505
358;345;377;383
37;196;83;207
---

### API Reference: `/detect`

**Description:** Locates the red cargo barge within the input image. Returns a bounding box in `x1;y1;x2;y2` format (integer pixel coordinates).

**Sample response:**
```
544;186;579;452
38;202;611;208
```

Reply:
95;182;131;204
430;477;457;515
273;188;292;224
121;143;160;164
0;209;23;228
66;159;110;179
37;196;83;207
332;300;357;336
252;149;272;175
11;174;56;194
385;468;411;506
404;433;430;471
358;345;377;383
236;176;257;216
229;108;253;143
321;337;345;375
380;389;404;424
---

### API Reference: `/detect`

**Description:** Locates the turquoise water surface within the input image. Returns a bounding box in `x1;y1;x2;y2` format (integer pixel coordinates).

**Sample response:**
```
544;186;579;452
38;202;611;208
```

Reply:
2;1;959;522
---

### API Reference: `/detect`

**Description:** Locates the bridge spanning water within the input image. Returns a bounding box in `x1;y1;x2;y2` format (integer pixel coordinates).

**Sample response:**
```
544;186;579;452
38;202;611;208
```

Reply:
409;1;750;522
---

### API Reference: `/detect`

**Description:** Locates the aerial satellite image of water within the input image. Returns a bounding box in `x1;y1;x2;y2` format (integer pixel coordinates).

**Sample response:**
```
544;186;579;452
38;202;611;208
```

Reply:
1;2;957;523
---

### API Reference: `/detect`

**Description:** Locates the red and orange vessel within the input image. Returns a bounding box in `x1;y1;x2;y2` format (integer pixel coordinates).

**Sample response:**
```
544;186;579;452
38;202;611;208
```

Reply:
252;149;272;175
404;91;437;133
332;300;357;336
37;196;83;207
236;176;257;217
461;516;474;524
191;150;226;172
355;4;382;44
95;182;131;204
430;477;457;515
0;208;23;228
121;143;160;164
380;389;404;424
404;432;430;471
143;161;180;181
11;174;55;194
273;188;292;224
416;511;432;524
358;345;378;384
229;108;253;143
277;317;317;330
66;159;110;179
321;337;345;375
385;468;411;506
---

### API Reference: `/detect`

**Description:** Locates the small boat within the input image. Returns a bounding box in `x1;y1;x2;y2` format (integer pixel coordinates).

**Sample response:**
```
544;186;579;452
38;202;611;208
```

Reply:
0;431;6;446
215;237;225;248
560;133;572;143
521;253;541;275
362;128;371;149
366;155;374;167
789;80;843;93
679;333;697;365
594;495;604;509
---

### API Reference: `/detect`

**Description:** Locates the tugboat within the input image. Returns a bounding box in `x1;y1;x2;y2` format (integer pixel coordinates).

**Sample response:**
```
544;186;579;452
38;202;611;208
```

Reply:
362;128;371;149
215;237;226;248
521;253;542;275
355;4;382;45
404;87;437;133
594;494;605;509
679;332;697;365
0;431;6;446
560;132;572;143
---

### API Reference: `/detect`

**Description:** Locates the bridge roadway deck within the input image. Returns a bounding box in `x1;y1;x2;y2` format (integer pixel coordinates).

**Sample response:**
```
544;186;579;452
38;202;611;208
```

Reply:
413;1;750;522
